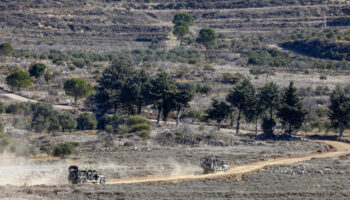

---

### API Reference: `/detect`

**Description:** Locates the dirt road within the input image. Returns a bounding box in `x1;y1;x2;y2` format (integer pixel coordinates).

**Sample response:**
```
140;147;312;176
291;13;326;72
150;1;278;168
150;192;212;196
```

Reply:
107;140;350;185
0;89;73;110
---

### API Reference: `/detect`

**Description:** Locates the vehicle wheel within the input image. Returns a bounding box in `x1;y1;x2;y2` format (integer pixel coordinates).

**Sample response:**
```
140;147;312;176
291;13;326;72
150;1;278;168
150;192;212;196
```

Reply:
80;178;87;184
100;177;106;185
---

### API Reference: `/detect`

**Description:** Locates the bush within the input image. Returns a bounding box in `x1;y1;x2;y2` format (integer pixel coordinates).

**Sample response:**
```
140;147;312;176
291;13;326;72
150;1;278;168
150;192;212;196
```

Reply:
77;113;98;130
0;43;14;56
52;142;77;158
196;84;211;94
6;102;32;115
72;58;86;68
319;75;327;80
222;72;242;84
127;115;147;126
29;63;46;78
39;143;55;155
130;123;150;133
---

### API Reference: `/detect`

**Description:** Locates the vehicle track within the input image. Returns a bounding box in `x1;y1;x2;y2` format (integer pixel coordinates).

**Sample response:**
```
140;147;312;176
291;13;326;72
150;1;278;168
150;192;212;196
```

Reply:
107;140;350;185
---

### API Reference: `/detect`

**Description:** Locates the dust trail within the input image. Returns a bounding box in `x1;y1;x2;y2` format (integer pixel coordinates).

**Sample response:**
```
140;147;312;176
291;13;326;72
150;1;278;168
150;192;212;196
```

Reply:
0;154;69;186
107;140;350;185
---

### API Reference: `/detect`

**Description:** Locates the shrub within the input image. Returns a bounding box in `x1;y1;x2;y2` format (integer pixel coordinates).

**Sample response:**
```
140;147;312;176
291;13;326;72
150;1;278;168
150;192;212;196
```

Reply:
39;143;55;155
196;84;211;94
52;142;77;158
0;43;14;56
72;58;86;68
6;102;32;115
77;113;97;130
29;63;46;78
127;115;147;126
319;75;327;80
130;123;150;133
222;72;242;84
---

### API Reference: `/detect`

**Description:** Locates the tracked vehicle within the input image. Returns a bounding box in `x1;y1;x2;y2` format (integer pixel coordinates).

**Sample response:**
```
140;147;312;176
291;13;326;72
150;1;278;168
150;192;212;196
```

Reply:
68;165;106;184
200;157;229;174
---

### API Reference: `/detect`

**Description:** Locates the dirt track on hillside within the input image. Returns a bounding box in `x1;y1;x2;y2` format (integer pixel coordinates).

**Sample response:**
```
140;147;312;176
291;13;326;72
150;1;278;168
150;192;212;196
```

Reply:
107;140;350;185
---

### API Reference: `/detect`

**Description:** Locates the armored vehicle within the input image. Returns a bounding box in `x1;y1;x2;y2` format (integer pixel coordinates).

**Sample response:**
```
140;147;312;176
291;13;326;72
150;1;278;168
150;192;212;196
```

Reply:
200;157;229;174
68;165;106;184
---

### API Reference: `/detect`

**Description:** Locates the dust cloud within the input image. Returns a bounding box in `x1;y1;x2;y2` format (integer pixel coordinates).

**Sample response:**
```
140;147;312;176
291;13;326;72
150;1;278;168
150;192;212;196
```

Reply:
0;154;68;186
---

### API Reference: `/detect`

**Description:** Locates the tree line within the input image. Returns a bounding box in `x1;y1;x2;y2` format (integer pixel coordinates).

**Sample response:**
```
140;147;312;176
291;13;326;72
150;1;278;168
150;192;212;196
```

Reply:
205;79;350;138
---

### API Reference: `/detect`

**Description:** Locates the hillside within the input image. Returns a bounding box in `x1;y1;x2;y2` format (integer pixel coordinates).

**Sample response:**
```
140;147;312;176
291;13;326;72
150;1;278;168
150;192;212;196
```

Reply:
0;0;349;50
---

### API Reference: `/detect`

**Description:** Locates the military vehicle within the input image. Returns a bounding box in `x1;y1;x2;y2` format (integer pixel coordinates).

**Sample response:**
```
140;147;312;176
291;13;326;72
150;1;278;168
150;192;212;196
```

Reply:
68;165;106;184
200;157;229;174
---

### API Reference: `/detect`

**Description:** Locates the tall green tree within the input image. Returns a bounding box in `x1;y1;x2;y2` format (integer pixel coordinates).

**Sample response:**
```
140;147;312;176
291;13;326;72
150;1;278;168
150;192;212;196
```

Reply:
226;79;256;134
6;70;32;92
173;21;189;45
245;94;264;135
29;63;46;78
149;71;176;126
196;28;217;49
0;43;14;56
172;13;193;45
277;82;306;135
95;56;135;113
205;99;230;129
173;83;195;126
64;78;93;104
121;70;152;115
259;82;280;136
328;90;350;138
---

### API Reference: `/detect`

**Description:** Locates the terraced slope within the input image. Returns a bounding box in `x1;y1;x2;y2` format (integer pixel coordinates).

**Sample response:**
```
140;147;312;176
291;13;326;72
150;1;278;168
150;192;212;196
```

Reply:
0;0;349;50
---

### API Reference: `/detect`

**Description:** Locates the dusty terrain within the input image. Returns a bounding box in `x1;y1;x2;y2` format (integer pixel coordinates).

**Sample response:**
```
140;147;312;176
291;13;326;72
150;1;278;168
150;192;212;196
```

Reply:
0;129;349;199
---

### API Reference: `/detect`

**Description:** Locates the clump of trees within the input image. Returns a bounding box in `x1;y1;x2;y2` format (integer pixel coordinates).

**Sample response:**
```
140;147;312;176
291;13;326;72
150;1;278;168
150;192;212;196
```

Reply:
94;56;196;126
205;79;307;137
6;102;77;133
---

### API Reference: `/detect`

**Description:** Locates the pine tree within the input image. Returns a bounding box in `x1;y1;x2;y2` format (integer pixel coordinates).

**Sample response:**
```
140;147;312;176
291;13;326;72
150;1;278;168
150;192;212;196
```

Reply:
226;79;256;134
205;99;230;129
328;90;350;138
95;56;135;113
173;83;195;126
149;72;176;126
121;70;152;115
259;82;280;136
277;82;306;135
